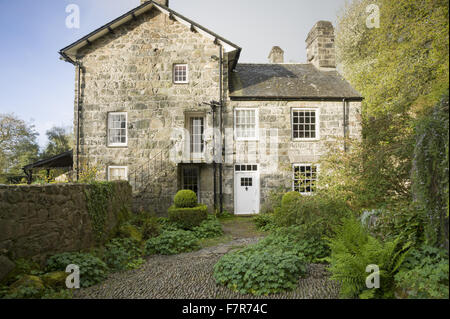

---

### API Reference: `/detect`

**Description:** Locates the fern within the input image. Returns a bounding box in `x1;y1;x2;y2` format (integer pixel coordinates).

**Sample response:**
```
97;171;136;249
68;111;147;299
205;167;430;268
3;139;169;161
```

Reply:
327;217;411;299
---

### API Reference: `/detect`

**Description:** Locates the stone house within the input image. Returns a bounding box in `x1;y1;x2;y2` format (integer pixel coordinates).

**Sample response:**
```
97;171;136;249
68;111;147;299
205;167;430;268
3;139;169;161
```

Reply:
59;0;362;215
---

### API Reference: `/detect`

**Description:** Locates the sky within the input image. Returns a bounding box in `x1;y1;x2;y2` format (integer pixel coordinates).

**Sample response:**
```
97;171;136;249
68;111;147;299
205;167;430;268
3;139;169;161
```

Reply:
0;0;348;148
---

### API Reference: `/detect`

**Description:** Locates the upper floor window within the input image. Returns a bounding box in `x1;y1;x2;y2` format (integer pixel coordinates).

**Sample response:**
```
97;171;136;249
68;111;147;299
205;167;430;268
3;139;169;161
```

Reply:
189;116;205;155
292;108;319;140
108;166;128;181
108;112;127;147
293;164;318;194
235;108;259;141
173;64;188;83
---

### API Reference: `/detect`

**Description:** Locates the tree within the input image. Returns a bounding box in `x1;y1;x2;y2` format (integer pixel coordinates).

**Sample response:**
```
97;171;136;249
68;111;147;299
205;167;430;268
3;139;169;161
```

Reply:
0;114;40;179
333;0;449;203
40;126;74;159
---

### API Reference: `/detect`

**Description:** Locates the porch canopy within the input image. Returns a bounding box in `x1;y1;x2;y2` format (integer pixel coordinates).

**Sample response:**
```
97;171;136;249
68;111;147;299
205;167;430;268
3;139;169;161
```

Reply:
23;150;73;184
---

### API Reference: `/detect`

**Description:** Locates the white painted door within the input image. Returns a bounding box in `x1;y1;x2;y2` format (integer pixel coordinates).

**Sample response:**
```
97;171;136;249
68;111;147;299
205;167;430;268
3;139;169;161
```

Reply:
234;165;260;215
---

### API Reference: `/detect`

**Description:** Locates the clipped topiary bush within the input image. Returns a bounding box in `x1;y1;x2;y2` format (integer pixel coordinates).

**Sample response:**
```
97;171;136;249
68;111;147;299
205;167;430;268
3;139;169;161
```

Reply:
168;204;208;229
174;190;198;208
46;252;108;288
144;230;199;255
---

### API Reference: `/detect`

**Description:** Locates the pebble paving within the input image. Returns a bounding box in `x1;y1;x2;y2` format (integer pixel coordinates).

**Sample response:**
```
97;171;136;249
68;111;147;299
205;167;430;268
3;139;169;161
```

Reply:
74;237;340;299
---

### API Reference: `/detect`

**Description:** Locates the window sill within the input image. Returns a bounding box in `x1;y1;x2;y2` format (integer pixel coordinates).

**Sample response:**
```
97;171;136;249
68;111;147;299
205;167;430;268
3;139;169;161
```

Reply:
292;138;320;142
107;144;128;148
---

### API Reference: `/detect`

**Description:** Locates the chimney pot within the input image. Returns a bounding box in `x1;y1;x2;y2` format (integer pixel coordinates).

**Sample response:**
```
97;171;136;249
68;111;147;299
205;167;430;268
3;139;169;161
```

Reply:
268;46;284;64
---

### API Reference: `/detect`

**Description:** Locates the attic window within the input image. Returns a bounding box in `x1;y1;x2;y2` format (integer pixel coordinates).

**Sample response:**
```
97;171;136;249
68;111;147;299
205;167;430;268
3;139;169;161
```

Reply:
173;64;188;84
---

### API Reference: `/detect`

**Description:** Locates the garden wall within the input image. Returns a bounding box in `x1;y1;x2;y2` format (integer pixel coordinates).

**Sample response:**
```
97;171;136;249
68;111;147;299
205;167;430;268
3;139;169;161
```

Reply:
0;181;131;264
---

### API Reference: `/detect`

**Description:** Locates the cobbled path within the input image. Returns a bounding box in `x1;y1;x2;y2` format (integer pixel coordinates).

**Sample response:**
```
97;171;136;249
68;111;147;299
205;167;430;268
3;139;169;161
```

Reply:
74;237;339;299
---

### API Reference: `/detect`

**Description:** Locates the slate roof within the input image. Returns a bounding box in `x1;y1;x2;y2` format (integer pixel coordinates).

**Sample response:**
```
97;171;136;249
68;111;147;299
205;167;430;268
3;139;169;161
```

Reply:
229;63;363;101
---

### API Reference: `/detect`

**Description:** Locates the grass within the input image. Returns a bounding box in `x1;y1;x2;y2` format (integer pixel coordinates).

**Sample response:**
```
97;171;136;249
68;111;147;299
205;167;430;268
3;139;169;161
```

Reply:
220;216;267;239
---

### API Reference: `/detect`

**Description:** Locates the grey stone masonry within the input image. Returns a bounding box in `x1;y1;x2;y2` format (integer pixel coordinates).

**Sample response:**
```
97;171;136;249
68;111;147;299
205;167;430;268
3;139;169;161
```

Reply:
306;21;336;69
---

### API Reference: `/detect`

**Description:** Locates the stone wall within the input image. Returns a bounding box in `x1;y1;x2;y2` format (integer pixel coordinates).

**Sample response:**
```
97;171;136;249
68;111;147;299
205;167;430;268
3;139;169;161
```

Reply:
74;9;226;213
221;100;362;212
0;182;131;264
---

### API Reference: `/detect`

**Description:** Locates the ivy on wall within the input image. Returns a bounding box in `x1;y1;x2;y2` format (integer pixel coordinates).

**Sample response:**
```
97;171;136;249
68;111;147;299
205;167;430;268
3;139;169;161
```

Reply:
84;182;114;243
412;91;449;249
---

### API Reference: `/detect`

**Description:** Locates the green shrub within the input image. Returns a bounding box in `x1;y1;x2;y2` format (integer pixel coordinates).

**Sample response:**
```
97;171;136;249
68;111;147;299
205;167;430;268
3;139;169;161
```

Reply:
281;191;301;208
395;245;449;299
174;190;198;208
192;215;223;239
327;217;411;299
141;217;161;240
115;223;143;242
103;238;143;271
46;252;108;288
275;192;352;238
213;238;308;296
157;217;180;232
253;213;277;232
144;230;199;255
168;204;208;229
270;226;330;263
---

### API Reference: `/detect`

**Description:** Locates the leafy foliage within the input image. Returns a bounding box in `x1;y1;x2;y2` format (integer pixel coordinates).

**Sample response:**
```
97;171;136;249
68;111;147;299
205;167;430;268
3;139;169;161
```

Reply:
174;189;198;208
395;245;449;299
253;213;277;232
144;230;199;255
274;191;352;238
192;215;224;239
0;113;39;180
39;126;73;159
141;217;161;240
103;238;143;271
213;236;308;296
327;217;411;299
46;252;108;288
411;92;449;248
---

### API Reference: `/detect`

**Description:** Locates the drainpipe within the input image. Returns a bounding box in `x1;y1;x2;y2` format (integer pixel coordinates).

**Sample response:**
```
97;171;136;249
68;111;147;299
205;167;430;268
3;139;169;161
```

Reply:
219;45;224;214
60;52;82;181
343;98;347;152
212;103;217;211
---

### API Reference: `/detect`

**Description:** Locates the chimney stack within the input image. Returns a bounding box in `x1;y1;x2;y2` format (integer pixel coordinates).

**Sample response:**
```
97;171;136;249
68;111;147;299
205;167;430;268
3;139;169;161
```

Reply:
306;21;336;69
141;0;169;6
268;46;284;64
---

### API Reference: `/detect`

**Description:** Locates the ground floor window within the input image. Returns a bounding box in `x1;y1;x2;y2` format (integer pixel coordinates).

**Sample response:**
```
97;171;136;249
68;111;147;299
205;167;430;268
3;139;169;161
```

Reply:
182;166;199;197
293;164;318;194
108;166;128;181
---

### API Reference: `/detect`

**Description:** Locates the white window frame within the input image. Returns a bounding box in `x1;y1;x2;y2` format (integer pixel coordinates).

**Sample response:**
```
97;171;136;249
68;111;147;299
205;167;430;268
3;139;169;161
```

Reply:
108;166;128;181
291;108;320;141
107;112;128;147
292;163;319;195
173;64;189;84
234;108;259;141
